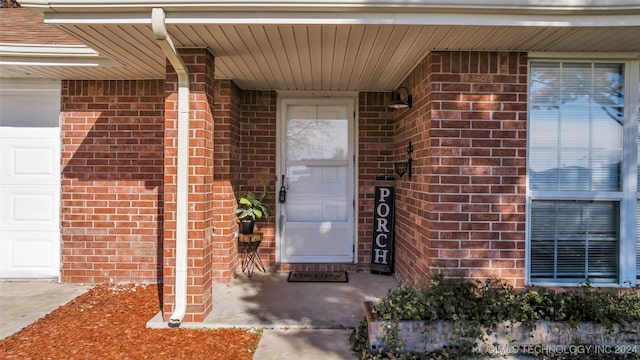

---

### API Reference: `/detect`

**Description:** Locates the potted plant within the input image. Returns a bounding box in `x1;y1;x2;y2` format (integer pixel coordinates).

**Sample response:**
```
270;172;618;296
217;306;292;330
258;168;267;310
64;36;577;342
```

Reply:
235;186;271;234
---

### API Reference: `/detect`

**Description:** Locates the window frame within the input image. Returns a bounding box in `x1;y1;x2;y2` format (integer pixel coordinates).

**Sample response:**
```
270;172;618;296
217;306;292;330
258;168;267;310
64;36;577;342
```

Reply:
526;57;640;287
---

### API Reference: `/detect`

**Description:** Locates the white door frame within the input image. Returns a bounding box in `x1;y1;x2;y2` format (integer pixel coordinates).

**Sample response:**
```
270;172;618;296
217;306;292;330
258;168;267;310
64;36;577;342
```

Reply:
275;91;358;263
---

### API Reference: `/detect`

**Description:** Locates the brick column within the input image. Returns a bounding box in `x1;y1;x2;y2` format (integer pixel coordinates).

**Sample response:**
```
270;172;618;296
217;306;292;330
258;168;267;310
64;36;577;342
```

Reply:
163;49;215;322
210;79;242;281
394;51;528;288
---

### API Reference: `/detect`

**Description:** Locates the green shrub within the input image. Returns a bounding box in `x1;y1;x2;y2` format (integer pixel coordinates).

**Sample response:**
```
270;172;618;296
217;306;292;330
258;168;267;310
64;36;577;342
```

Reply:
353;275;640;360
376;275;640;324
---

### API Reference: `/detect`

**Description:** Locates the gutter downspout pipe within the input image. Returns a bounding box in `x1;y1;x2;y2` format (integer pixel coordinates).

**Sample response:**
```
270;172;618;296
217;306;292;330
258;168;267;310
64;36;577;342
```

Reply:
151;7;189;328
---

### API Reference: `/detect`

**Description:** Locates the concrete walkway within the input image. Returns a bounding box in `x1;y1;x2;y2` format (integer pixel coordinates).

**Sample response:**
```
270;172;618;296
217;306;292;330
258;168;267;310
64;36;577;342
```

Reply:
254;329;357;360
0;281;91;340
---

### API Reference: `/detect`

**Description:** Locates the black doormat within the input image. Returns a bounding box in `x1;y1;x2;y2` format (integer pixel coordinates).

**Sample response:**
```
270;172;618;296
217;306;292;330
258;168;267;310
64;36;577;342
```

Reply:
287;271;349;283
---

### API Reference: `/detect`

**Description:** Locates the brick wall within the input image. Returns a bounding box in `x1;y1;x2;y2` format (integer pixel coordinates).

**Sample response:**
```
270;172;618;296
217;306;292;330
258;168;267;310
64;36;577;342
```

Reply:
210;79;243;280
60;79;164;283
393;51;528;287
163;49;216;322
232;91;393;273
60;50;528;306
358;92;396;267
238;90;278;266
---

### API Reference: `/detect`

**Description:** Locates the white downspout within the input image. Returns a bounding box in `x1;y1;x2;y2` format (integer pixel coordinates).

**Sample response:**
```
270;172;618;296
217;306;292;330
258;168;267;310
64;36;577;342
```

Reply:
151;7;189;328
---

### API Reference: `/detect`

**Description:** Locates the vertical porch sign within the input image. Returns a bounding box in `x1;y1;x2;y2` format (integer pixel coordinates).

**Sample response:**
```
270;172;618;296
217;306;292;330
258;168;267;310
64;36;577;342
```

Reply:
371;176;395;274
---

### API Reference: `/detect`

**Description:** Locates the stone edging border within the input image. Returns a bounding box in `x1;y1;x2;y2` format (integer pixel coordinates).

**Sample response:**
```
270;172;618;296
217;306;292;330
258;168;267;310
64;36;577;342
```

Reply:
364;301;640;356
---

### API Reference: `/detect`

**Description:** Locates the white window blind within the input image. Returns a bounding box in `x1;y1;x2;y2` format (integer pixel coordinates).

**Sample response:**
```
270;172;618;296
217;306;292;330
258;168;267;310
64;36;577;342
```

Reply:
531;201;618;281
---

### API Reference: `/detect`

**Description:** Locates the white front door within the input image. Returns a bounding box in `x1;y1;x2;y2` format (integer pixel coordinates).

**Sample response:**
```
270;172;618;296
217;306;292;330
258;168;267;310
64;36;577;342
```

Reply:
278;97;355;263
0;79;61;279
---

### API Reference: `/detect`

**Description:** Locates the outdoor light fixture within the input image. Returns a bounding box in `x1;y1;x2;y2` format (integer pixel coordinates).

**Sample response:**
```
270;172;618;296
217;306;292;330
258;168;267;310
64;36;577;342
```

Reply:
388;86;413;109
394;141;413;179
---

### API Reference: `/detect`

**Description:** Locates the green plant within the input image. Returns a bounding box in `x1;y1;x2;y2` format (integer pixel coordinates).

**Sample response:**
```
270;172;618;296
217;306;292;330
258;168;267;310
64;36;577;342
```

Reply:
235;186;271;222
353;275;640;360
516;286;562;325
555;280;640;331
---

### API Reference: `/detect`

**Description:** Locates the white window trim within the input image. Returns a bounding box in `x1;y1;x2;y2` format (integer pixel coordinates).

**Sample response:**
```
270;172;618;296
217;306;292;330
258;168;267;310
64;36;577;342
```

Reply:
621;61;639;286
526;57;640;287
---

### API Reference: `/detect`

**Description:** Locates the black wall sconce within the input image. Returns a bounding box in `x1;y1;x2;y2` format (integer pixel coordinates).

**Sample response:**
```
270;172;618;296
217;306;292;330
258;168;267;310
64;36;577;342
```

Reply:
388;86;413;109
394;141;413;179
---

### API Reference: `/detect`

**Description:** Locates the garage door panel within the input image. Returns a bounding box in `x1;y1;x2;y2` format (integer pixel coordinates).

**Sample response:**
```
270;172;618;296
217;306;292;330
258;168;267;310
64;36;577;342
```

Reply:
1;185;59;230
0;78;61;128
0;78;61;279
0;138;59;185
0;232;59;278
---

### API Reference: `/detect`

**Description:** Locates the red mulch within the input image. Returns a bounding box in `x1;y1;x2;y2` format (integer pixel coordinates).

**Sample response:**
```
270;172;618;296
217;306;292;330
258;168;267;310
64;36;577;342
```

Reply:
0;284;261;359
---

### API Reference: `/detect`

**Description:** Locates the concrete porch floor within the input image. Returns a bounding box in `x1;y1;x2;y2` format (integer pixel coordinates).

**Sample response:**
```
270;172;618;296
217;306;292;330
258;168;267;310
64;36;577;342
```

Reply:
206;271;398;329
148;270;399;330
147;271;399;359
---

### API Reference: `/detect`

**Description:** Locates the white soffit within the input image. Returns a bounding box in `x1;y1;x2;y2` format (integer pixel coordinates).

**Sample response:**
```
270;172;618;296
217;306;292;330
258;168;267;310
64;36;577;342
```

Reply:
12;1;640;89
42;21;640;90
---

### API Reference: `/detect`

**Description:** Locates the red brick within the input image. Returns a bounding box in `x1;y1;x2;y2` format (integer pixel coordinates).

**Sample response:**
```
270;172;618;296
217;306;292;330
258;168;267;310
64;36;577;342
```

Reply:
393;51;527;288
60;79;164;285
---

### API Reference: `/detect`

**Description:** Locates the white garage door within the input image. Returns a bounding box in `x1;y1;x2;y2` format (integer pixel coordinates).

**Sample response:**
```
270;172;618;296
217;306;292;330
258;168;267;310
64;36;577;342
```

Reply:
0;79;61;279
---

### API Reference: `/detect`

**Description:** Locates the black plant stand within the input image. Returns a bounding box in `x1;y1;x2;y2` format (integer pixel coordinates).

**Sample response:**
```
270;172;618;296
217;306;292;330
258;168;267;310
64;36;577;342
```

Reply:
238;233;266;277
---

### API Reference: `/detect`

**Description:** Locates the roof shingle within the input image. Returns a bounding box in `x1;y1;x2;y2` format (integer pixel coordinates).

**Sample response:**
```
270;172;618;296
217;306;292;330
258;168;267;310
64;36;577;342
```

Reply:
0;8;82;45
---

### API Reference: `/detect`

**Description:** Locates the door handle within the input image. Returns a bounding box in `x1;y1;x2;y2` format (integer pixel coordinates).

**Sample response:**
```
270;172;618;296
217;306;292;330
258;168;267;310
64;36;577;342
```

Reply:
279;174;287;203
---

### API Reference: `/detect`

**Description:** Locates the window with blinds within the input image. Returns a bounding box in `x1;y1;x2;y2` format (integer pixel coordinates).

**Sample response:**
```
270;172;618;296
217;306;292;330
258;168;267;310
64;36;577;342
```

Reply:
531;201;618;281
528;60;639;286
529;62;623;193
